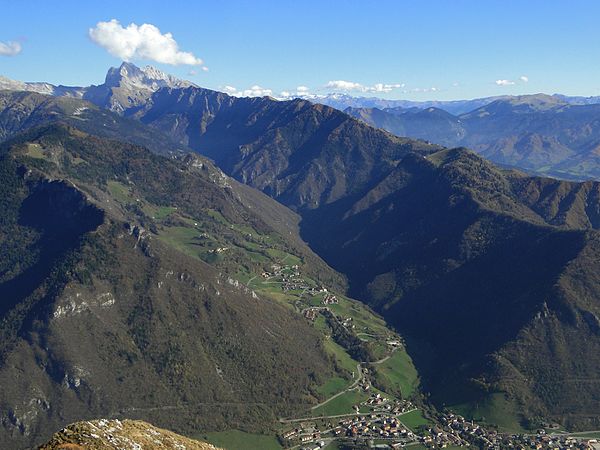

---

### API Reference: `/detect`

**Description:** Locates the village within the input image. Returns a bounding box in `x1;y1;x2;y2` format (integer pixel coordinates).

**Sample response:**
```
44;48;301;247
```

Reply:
261;263;336;299
421;412;600;450
279;393;418;449
281;408;600;450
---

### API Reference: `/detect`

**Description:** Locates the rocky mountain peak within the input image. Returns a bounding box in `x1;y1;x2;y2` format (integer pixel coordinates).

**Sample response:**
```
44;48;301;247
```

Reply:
104;61;196;91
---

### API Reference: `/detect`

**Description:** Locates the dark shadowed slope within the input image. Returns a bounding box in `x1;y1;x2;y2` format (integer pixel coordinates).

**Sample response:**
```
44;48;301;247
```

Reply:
133;87;441;210
300;147;600;428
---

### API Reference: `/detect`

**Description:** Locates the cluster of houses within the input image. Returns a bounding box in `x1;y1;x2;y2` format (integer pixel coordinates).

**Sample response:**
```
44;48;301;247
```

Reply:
281;395;418;448
261;263;317;293
303;309;319;321
339;414;417;443
429;412;598;450
280;423;324;448
283;402;600;450
281;414;418;448
322;293;338;304
259;261;337;305
261;263;300;279
360;395;415;416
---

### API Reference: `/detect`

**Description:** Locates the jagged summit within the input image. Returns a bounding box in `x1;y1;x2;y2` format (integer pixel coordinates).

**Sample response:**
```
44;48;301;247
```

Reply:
104;61;196;90
85;62;197;113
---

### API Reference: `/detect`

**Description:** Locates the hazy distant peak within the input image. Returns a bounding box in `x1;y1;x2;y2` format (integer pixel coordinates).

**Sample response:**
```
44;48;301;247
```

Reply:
504;93;566;107
462;93;568;118
0;75;59;95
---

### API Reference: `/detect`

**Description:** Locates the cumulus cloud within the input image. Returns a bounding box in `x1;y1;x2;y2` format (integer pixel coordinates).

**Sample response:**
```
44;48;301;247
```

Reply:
520;75;529;82
221;85;273;97
89;19;203;66
279;86;312;99
495;79;515;86
243;85;273;97
222;85;238;95
0;40;22;56
325;80;364;91
325;80;405;93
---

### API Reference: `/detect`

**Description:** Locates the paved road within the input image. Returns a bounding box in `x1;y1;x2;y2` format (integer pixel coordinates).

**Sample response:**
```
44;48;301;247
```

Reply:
305;345;398;412
310;363;363;411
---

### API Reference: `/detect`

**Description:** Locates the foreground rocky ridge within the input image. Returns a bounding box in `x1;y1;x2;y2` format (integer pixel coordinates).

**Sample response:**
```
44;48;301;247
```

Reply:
38;419;220;450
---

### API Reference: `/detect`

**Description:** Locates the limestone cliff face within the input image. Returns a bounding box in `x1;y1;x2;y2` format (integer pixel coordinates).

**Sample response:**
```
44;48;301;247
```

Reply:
38;420;221;450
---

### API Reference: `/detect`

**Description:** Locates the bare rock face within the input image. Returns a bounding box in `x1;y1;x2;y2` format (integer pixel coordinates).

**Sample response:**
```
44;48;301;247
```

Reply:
38;419;221;450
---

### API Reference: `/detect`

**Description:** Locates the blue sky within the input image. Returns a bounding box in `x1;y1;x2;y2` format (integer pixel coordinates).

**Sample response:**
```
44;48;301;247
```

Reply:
1;0;599;100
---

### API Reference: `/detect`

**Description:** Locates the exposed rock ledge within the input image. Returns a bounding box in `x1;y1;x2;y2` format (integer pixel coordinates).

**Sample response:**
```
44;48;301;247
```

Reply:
38;419;221;450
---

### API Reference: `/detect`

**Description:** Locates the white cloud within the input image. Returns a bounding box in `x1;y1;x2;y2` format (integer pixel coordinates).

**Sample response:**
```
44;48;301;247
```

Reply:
278;86;313;99
325;80;364;91
411;87;439;93
370;83;405;93
325;80;405;94
0;40;22;56
495;79;515;86
222;85;238;95
89;19;203;66
243;85;273;97
221;85;273;97
520;75;529;82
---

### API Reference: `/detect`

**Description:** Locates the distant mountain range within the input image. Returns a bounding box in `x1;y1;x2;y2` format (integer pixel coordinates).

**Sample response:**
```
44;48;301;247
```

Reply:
7;64;600;182
345;94;600;180
5;63;600;116
296;92;600;115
